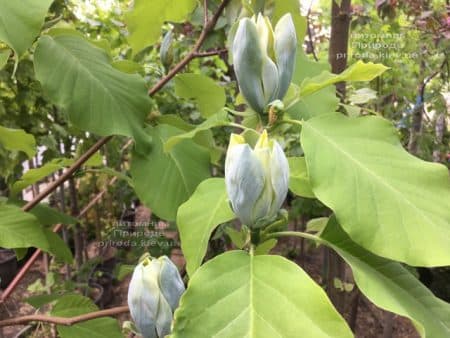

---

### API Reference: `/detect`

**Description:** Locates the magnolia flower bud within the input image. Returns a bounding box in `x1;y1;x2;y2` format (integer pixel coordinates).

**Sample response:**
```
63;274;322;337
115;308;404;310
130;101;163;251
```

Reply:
225;130;289;228
232;13;297;114
128;255;185;338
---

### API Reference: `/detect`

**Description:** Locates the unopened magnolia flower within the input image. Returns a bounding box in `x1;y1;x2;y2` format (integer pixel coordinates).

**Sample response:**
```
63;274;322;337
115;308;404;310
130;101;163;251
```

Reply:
127;255;185;338
225;130;289;228
232;13;297;114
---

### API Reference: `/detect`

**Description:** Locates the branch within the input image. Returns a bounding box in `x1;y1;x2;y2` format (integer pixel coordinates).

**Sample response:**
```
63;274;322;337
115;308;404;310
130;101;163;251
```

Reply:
0;306;129;327
148;0;231;96
193;48;228;57
21;136;113;212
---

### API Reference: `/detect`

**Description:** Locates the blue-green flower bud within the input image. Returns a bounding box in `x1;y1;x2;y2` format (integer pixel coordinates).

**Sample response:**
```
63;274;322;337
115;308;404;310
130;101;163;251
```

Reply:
127;256;185;338
232;14;297;114
225;130;289;228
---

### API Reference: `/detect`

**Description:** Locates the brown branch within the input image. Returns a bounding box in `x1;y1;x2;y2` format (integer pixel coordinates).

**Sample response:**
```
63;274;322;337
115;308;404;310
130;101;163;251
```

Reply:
193;48;228;57
0;306;129;327
21;136;113;212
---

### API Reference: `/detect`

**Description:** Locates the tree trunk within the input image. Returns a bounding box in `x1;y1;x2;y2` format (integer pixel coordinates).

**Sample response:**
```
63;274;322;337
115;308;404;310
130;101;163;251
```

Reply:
328;0;352;98
326;0;352;314
69;177;83;269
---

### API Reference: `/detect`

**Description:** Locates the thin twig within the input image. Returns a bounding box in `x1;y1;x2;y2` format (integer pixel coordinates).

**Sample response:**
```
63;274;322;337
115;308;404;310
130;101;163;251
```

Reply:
0;306;129;327
193;48;228;57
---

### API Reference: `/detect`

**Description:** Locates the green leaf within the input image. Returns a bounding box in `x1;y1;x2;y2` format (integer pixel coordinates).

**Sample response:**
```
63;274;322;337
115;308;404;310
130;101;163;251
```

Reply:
26;293;68;309
254;239;277;255
0;49;10;69
131;125;211;221
0;0;54;57
349;87;377;105
287;157;315;198
225;226;248;249
300;61;389;97
174;73;226;118
306;217;329;235
172;251;353;338
164;110;231;151
111;60;143;74
52;294;122;338
11;158;73;194
8;200;78;226
272;0;307;43
321;217;450;338
0;204;72;263
44;229;73;263
287;50;338;120
0;125;36;158
125;0;197;53
34;34;151;151
302;113;450;267
177;178;235;277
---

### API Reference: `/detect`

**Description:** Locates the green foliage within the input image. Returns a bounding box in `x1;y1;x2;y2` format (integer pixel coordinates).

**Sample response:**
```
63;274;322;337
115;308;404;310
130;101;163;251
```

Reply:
11;158;72;194
302;113;450;267
321;217;450;338
300;61;389;96
172;250;353;337
51;294;122;338
177;178;235;277
163;110;232;151
0;125;36;158
0;0;54;57
287;157;315;198
174;73;226;118
125;0;197;53
287;50;339;120
34;33;151;151
131;125;211;221
0;203;72;262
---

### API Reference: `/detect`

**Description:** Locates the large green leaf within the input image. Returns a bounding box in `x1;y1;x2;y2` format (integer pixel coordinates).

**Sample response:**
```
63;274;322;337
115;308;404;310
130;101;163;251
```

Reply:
51;295;122;338
172;251;353;338
321;217;450;338
287;157;315;198
0;125;36;158
174;73;226;118
300;61;389;97
131;125;211;221
0;204;72;262
301;113;450;266
125;0;197;53
177;178;235;277
34;34;151;150
0;0;53;57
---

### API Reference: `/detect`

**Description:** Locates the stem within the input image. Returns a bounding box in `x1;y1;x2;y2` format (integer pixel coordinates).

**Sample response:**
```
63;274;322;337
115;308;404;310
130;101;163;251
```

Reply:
265;231;321;243
0;306;129;327
282;118;303;127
